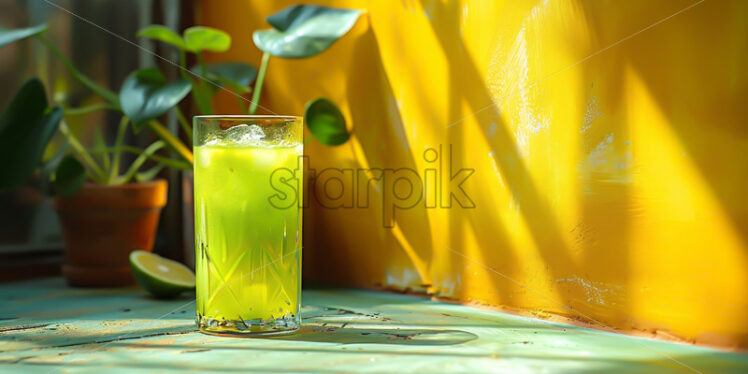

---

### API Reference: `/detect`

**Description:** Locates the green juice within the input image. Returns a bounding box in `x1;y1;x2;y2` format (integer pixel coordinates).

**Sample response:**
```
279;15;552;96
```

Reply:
194;143;302;334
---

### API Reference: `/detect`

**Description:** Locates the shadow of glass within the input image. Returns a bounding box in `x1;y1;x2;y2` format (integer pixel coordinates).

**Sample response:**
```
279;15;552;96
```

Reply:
265;325;477;346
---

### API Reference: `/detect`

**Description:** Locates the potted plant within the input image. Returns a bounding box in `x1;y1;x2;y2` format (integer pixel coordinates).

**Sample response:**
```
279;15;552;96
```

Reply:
0;25;200;286
0;68;189;286
0;4;358;286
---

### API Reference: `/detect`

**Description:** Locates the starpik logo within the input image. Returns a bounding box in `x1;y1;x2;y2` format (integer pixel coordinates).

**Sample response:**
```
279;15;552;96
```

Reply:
268;145;475;228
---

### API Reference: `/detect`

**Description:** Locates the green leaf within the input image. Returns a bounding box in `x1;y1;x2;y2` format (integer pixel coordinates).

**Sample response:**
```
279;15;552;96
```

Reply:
0;78;62;190
190;62;257;94
137;25;186;50
183;26;230;53
213;76;251;94
0;24;48;48
119;69;191;131
304;97;349;146
40;142;69;181
0;79;46;134
39;141;70;195
253;5;361;58
54;156;86;197
203;62;257;87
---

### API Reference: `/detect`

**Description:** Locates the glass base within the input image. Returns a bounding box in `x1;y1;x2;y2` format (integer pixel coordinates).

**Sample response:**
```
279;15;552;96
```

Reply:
197;314;300;336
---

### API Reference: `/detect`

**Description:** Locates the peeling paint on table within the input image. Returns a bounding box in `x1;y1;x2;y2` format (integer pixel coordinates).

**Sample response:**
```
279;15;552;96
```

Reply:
0;278;746;373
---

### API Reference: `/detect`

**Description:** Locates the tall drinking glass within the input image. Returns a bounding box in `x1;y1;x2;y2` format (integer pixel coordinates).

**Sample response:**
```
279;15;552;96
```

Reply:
193;115;303;335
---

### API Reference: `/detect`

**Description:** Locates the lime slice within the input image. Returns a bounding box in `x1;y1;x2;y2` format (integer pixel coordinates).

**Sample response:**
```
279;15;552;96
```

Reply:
130;250;195;299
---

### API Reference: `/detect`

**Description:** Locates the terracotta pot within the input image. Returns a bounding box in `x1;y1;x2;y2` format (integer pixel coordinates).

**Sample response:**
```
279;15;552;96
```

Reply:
54;180;168;287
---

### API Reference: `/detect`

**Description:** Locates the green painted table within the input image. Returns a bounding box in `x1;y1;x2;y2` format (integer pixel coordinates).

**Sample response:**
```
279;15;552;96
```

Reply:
0;278;746;373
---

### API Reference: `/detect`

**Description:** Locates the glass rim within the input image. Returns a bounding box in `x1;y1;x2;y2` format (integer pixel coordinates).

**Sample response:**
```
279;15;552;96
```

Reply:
193;115;302;120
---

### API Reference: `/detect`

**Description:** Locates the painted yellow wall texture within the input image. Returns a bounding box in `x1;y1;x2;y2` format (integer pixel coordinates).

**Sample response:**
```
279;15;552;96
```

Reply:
199;0;748;348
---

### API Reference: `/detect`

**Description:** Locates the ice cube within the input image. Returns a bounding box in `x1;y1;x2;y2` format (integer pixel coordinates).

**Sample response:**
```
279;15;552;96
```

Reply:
203;134;223;146
224;124;265;145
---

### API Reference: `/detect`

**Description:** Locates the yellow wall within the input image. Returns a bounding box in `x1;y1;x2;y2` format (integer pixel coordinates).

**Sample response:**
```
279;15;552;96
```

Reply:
200;0;748;348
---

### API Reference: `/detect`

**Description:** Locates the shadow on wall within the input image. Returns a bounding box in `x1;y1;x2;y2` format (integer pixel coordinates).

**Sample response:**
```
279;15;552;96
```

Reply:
419;0;583;312
584;0;748;247
577;0;748;340
304;25;435;289
417;0;748;343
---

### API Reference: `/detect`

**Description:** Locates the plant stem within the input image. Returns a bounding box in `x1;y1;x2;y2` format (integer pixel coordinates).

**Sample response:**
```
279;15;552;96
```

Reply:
91;145;191;170
136;164;165;182
194;52;213;114
249;52;270;115
36;35;120;106
92;127;110;174
179;49;188;78
197;52;207;75
120;141;166;183
147;120;193;165
109;116;129;184
175;107;193;144
186;51;211;114
59;122;106;182
191;80;212;115
63;103;119;116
